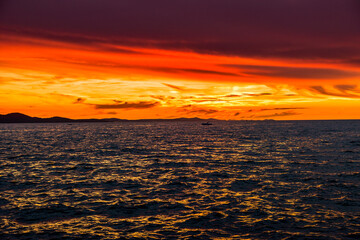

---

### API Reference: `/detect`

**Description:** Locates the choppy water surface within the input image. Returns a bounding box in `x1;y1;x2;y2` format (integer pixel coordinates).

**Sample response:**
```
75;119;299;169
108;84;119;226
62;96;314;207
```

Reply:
0;120;359;239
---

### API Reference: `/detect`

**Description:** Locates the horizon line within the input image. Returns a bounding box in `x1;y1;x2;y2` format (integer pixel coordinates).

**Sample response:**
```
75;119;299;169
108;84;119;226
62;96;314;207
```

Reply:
1;112;360;122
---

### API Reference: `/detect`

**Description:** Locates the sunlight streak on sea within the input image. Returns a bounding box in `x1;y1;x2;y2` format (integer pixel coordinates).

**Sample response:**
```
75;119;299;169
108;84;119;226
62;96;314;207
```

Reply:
0;120;359;239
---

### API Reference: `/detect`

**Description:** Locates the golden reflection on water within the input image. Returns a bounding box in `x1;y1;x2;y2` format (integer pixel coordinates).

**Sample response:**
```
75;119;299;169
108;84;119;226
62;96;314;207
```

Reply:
0;121;360;239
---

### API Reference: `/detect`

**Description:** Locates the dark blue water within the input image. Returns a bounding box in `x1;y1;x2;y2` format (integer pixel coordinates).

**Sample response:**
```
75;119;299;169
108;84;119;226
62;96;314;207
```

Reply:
0;120;359;239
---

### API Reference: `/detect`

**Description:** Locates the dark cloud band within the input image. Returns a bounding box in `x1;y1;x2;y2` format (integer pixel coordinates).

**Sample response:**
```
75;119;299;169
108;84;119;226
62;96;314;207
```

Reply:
1;0;359;62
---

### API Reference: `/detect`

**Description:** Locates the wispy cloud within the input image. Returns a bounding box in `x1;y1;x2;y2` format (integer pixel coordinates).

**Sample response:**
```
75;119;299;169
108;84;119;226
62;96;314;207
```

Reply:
177;105;219;115
254;111;300;118
259;107;306;111
162;83;186;91
334;84;357;92
223;93;272;98
311;85;360;98
150;95;175;101
186;108;219;114
167;68;239;77
224;64;359;79
94;101;160;109
224;94;242;98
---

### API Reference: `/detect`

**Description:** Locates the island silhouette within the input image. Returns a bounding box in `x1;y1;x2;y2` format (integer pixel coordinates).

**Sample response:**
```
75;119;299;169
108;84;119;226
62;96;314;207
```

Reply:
0;113;215;123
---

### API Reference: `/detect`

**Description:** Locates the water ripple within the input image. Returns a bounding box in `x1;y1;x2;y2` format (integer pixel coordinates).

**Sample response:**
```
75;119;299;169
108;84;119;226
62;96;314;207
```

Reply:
0;120;359;239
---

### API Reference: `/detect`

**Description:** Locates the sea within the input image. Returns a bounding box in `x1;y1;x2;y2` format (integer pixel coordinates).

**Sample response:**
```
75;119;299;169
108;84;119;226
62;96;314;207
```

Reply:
0;120;359;239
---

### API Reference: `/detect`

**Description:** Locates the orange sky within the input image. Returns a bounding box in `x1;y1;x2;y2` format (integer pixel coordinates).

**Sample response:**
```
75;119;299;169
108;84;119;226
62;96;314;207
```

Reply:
1;33;360;120
1;1;360;120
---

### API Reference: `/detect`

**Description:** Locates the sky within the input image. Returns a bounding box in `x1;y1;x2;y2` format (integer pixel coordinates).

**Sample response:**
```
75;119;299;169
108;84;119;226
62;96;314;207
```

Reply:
1;0;360;120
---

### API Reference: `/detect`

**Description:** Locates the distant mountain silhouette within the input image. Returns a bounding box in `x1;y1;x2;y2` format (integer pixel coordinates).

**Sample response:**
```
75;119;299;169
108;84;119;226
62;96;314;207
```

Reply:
0;113;42;123
0;113;116;123
0;113;214;123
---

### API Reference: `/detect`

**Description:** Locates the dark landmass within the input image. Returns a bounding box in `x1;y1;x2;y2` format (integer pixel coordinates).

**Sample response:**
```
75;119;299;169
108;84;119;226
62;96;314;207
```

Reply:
0;113;215;123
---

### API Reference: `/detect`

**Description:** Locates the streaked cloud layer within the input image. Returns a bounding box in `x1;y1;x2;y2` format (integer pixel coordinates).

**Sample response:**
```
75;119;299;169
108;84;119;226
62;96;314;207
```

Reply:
0;0;359;119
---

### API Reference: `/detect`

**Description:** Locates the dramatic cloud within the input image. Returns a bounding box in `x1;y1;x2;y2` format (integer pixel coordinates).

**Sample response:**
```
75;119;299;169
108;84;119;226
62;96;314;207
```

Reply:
1;0;360;120
94;101;160;109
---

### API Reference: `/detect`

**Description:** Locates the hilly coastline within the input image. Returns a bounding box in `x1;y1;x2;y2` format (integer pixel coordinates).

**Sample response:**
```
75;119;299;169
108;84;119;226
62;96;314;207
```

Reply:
0;113;210;123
